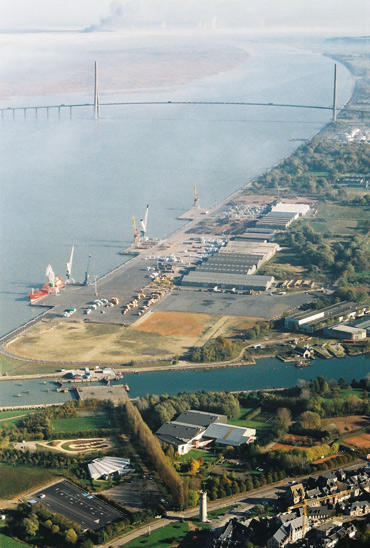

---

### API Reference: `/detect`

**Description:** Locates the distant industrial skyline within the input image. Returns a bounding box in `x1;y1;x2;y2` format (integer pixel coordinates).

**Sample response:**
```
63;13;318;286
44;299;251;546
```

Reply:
0;0;369;35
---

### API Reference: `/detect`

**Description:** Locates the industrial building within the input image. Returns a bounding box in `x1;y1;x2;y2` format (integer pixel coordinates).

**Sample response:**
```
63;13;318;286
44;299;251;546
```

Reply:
285;301;367;333
156;410;256;454
270;202;310;216
254;202;310;230
181;271;275;291
181;239;277;291
324;324;367;341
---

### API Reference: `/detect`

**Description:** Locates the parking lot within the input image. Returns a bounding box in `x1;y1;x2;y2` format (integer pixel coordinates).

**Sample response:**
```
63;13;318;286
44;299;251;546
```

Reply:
30;480;123;531
156;288;314;320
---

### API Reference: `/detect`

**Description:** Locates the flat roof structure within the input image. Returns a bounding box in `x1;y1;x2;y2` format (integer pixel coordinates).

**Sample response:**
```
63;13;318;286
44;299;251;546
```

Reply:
285;301;366;332
203;423;256;446
181;271;275;291
175;410;227;428
324;324;367;340
235;232;275;242
31;480;124;531
271;202;310;216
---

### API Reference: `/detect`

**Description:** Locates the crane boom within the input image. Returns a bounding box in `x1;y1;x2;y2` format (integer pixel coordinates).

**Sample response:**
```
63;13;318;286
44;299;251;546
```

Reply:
140;204;149;238
193;184;199;208
66;246;74;278
46;264;55;284
132;216;139;242
83;254;91;286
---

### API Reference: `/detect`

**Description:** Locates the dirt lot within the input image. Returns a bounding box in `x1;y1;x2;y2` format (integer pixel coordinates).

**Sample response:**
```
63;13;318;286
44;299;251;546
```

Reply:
321;416;370;434
344;433;370;449
6;312;253;363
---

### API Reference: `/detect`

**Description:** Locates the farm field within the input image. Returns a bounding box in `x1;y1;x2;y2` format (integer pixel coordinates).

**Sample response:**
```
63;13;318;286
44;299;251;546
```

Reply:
344;432;370;449
310;203;369;236
0;465;58;500
321;415;369;434
6;312;252;363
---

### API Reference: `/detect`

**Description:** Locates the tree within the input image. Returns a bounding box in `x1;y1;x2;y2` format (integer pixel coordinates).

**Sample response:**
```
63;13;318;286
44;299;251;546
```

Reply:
276;408;292;430
299;411;321;430
21;515;39;537
188;489;199;506
65;528;78;544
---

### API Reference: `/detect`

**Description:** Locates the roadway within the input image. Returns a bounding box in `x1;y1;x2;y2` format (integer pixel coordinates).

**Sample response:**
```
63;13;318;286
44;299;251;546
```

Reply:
98;461;364;547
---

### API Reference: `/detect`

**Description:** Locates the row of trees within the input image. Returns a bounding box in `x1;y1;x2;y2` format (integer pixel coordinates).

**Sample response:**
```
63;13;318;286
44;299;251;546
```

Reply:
118;400;187;508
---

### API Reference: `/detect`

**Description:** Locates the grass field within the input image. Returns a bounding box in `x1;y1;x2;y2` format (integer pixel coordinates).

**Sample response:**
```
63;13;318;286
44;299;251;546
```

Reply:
228;407;273;440
344;433;370;449
0;465;58;499
0;533;31;548
0;410;37;428
51;413;112;433
125;521;189;548
311;203;369;236
6;312;253;363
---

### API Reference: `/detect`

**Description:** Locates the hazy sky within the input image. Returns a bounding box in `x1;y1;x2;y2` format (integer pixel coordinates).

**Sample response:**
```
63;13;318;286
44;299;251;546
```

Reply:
0;0;369;35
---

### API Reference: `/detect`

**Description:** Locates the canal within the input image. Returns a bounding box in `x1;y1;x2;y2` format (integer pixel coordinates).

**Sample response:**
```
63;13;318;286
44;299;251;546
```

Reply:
0;354;369;408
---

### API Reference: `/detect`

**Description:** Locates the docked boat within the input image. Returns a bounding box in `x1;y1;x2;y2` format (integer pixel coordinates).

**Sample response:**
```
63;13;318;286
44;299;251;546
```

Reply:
28;264;63;304
124;384;130;392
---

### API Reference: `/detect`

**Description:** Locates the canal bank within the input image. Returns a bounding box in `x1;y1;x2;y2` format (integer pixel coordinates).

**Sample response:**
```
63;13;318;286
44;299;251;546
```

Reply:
0;353;368;409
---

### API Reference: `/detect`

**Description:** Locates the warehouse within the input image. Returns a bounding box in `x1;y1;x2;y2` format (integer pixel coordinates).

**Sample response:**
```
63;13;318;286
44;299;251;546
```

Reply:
156;421;208;455
270;202;310;216
181;271;275;291
324;324;367;341
285;301;367;333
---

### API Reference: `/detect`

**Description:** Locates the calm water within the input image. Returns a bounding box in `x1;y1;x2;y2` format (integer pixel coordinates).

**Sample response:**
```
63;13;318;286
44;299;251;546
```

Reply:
0;354;369;407
0;34;352;336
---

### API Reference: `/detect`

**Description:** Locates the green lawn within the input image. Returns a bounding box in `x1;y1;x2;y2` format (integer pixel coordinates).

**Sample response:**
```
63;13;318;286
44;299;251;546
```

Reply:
0;410;37;428
179;449;217;465
0;465;58;499
0;533;31;548
51;413;112;433
125;521;189;548
229;408;273;441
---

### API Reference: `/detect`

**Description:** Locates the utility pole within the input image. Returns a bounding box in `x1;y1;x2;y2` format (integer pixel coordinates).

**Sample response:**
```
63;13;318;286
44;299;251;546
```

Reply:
94;61;100;119
332;63;337;122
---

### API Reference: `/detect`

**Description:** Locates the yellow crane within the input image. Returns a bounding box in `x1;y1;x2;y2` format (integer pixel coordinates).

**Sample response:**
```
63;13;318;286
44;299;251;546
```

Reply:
132;216;139;243
288;487;354;538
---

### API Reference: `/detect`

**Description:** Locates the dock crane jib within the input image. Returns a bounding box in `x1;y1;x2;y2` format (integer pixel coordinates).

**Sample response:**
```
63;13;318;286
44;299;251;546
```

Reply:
140;204;149;239
46;264;55;285
65;246;75;284
193;184;199;209
132;216;139;243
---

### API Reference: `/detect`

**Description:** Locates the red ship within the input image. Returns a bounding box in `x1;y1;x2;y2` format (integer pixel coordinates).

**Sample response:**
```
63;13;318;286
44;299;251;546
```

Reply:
28;265;63;304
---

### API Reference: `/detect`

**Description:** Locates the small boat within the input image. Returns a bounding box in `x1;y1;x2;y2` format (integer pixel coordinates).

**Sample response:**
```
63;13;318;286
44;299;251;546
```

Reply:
43;381;47;385
124;384;130;392
16;394;21;397
295;360;311;368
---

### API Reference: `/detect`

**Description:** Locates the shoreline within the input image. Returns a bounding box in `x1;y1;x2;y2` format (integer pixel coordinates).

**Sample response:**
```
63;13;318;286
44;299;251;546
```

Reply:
0;48;363;377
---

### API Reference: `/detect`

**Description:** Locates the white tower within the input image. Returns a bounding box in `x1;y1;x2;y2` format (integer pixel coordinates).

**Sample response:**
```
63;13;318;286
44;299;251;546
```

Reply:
199;489;208;522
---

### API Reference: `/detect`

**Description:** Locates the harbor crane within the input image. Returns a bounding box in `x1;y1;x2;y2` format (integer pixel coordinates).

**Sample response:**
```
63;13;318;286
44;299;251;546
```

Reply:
132;216;139;243
46;264;59;294
65;246;75;284
83;254;91;285
140;204;149;239
193;184;199;209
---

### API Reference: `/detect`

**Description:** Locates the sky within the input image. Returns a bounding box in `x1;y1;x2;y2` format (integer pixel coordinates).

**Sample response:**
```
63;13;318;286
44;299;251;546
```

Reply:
0;0;369;35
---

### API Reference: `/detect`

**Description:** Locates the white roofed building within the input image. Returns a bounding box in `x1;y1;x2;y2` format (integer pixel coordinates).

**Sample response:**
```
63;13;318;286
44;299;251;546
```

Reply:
203;423;256;446
88;456;131;480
